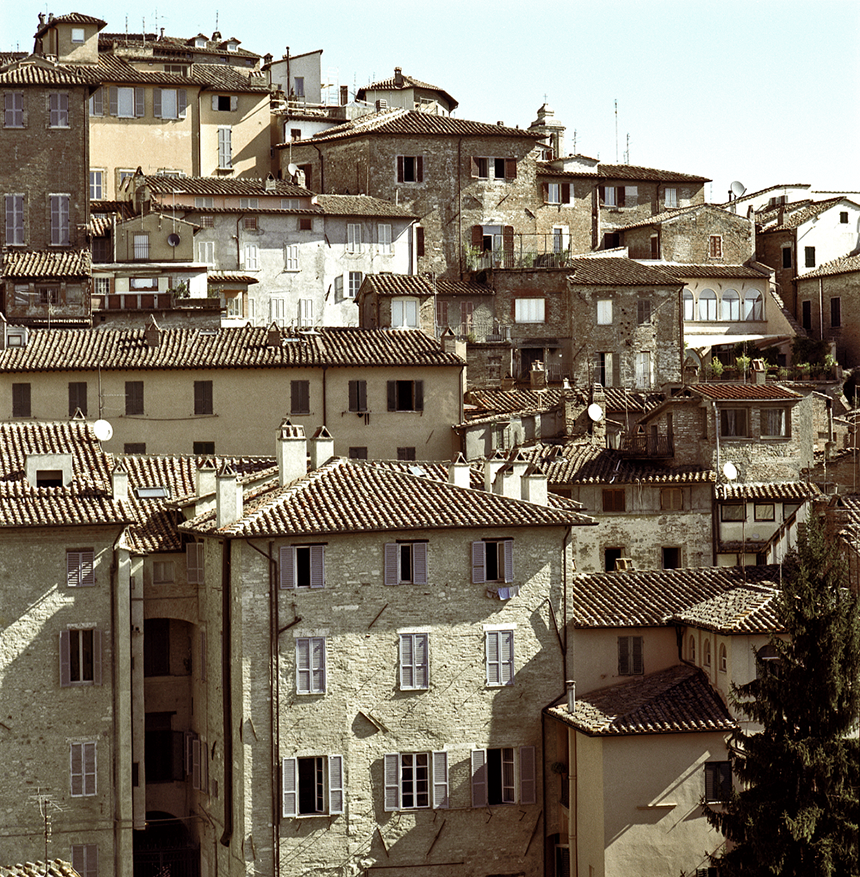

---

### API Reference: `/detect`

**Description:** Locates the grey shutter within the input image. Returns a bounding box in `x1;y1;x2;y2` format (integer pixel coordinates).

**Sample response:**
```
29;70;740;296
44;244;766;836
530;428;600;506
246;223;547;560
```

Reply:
486;631;500;685
153;88;162;118
92;629;102;685
296;639;310;693
396;156;404;183
704;764;716;802
472;541;486;583
561;182;571;203
91;88;103;116
211;95;219;111
178;89;187;118
60;630;72;686
109;86;118;116
399;634;413;688
412;542;427;584
282;757;297;816
71;743;83;795
520;746;536;804
632;636;643;674
384;543;399;585
84;741;97;794
413;380;423;411
312;637;325;691
134;87;145;117
230;96;238;111
348;380;359;411
500;631;514;685
503;540;513;582
432;751;449;808
471;749;487;807
387;381;396;411
309;545;325;588
384;753;399;811
279;546;294;588
416;156;423;182
470;156;479;178
618;636;629;675
357;380;366;411
329;755;344;814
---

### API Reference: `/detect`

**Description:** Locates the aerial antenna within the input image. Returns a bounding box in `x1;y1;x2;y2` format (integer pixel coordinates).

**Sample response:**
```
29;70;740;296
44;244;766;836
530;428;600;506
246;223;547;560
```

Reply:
625;133;630;165
215;10;219;31
614;99;618;163
572;129;576;154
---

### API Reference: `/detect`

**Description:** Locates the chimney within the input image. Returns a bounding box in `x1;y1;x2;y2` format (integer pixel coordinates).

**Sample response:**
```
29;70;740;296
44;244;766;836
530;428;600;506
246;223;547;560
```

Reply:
494;462;520;499
212;30;221;41
144;315;161;348
447;453;471;488
277;418;307;486
529;360;547;390
440;327;466;361
483;450;506;492
566;680;576;712
309;425;335;470
265;173;277;191
394;67;403;87
216;463;243;527
267;322;282;348
196;458;217;496
111;460;128;502
522;464;548;506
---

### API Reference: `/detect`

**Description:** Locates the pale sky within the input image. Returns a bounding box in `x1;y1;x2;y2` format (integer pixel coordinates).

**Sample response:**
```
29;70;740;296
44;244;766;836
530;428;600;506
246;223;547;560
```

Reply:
3;0;858;201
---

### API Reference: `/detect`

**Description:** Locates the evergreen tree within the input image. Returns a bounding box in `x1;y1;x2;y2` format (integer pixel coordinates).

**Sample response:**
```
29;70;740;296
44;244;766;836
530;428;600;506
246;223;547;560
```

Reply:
705;514;860;876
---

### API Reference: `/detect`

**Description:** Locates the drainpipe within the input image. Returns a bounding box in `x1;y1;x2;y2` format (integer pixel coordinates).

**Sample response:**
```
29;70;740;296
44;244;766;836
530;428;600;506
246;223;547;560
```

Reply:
220;538;234;847
322;365;328;429
818;277;824;341
712;401;720;566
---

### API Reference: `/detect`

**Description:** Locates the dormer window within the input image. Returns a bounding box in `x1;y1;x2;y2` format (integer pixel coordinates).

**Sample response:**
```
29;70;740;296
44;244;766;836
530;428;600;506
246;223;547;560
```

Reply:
71;28;85;43
36;470;64;487
27;452;74;487
195;37;207;48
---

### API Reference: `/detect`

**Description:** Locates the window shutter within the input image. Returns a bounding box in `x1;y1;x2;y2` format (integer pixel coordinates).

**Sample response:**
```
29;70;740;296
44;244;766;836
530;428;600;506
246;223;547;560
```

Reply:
349;380;359;412
309;545;325;588
720;761;732;800
486;631;500;685
400;634;413;688
153;88;162;118
387;381;396;411
520;746;536;804
617;186;626;206
134;87;145;117
279;546;294;588
84;742;97;794
432;751;449;809
416;156;423;182
358;381;366;411
211;95;219;111
329;755;344;814
282;757;297;817
92;88;103;117
178;90;187;118
415;633;428;688
384;543;399;585
396;156;404;183
230;96;238;111
618;636;629;675
472;541;486;584
632;636;643;675
704;764;715;802
296;639;310;693
471;749;487;807
542;183;550;203
60;630;72;687
470;156;479;178
384;753;400;811
312;637;325;691
186;543;204;585
505;158;517;180
71;743;83;795
561;182;571;203
92;629;102;685
503;540;514;583
416;226;425;257
192;738;202;789
500;630;514;685
598;185;605;202
412;542;428;584
109;86;118;116
503;226;514;262
471;225;483;248
413;380;423;411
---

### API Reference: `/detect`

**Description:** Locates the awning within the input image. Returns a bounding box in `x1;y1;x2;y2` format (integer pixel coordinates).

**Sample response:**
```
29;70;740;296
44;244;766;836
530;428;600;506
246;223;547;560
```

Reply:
684;333;789;349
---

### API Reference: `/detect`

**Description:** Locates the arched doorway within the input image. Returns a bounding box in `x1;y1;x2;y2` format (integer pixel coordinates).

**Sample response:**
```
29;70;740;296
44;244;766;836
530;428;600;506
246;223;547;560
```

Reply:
133;811;199;877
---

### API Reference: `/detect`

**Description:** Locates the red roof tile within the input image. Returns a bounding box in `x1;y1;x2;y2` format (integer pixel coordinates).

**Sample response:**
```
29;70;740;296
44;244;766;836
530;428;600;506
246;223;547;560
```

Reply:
692;383;801;401
567;256;683;287
3;250;91;279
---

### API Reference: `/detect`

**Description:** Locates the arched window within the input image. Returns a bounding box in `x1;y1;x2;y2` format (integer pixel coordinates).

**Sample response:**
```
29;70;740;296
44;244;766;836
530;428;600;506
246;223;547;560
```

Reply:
744;290;763;320
704;639;711;667
683;289;694;320
689;635;696;663
756;643;782;678
719;643;727;672
699;289;717;321
721;289;740;321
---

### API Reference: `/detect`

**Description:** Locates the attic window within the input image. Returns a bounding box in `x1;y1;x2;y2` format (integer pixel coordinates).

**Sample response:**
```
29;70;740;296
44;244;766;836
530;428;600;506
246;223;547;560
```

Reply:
36;470;64;487
195;37;207;47
71;28;85;43
136;486;170;499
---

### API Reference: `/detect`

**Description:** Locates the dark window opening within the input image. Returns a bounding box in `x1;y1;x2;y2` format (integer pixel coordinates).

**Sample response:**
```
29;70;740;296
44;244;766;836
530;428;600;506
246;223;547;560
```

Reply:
486;747;515;805
604;547;624;572
802;300;812;332
831;297;841;328
295;546;311;586
782;247;792;269
602;488;626;512
388;380;423;412
805;246;816;268
124;443;146;454
69;629;94;682
193;441;215;455
291;380;310;414
217;95;231;110
194;380;213;415
125;380;144;415
69;382;87;417
144;618;171;677
12;383;30;417
348;447;367;460
297;756;325;814
397;447;416;461
36;469;63;487
662;547;680;569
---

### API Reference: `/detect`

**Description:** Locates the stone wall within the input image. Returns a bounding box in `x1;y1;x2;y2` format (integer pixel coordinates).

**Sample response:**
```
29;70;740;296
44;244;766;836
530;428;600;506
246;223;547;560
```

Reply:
797;270;860;367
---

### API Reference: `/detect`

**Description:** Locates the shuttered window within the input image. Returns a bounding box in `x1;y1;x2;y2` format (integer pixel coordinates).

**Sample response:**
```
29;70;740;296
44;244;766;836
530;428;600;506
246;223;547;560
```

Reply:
618;635;644;675
186;543;205;585
279;545;325;588
70;741;97;796
704;761;732;803
49;92;69;127
71;844;98;877
385;542;428;585
50;194;70;245
399;633;429;689
194;380;213;415
485;630;515;686
125;381;144;416
217;126;232;169
4;92;24;127
383;752;447;811
471;746;532;806
290;380;310;414
472;540;513;584
6;194;24;244
281;755;344;817
387;380;423;411
348;380;367;412
12;382;30;417
295;637;326;694
67;550;95;587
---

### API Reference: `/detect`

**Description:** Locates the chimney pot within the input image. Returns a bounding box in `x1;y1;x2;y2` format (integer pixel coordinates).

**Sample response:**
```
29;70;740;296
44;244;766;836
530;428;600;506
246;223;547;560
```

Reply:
566;680;576;712
216;463;243;527
309;425;335;470
277;418;307;486
448;453;471;488
112;460;128;502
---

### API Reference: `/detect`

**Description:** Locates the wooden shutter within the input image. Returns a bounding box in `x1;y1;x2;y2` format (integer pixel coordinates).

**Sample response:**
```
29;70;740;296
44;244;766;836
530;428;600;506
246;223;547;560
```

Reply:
471;225;483;248
348;380;360;412
91;88;103;117
500;630;514;685
67;550;95;587
561;182;571;203
71;742;83;795
399;633;413;688
60;630;72;687
92;629;102;685
178;89;187;118
186;543;204;585
309;545;325;588
617;186;626;206
153;88;162;118
387;381;396;411
396;156;404;183
296;639;310;692
413;380;423;411
520;746;536;804
412;542;427;584
471;749;487;807
416;156;424;182
505;158;517;180
542;182;550;203
503;226;514;266
432;751;449;808
280;546;294;588
211;95;219;111
472;541;486;583
704;763;716;802
416;226;425;257
618;636;630;675
486;631;500;685
503;540;514;583
384;543;399;585
282;757;297;817
84;741;96;794
109;86;118;116
598;185;605;202
230;96;238;111
470;156;480;178
384;753;400;810
632;636;643;675
134;87;145;117
312;637;325;691
329;755;344;814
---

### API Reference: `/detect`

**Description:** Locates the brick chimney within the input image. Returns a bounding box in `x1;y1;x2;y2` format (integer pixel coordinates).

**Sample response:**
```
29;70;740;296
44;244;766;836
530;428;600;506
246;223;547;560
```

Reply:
309;425;335;470
394;67;403;87
216;463;243;527
277;419;307;486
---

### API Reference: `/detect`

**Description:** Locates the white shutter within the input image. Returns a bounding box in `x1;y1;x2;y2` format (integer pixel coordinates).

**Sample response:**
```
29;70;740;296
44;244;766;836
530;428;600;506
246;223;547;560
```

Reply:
503;539;514;582
399;634;414;689
432;751;449;809
218;127;232;169
329;755;344;814
71;742;83;795
211;95;219;111
472;541;486;583
500;630;514;685
230;96;238;111
279;546;294;588
296;639;310;693
309;545;325;588
311;637;325;692
486;631;500;686
192;738;202;789
384;753;400;811
413;542;428;584
519;746;536;804
391;299;403;327
83;741;97;795
384;543;399;585
471;749;487;807
186;543;204;585
282;757;297;817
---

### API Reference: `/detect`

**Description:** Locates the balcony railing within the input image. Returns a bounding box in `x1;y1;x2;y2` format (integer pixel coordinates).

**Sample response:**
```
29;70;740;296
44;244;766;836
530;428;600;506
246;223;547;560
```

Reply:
618;433;675;458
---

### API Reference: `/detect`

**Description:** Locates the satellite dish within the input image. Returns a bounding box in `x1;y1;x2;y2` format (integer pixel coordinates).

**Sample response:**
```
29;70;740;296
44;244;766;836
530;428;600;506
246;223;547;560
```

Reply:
287;163;299;176
93;419;113;442
730;181;746;197
722;461;738;481
587;403;604;422
167;233;181;247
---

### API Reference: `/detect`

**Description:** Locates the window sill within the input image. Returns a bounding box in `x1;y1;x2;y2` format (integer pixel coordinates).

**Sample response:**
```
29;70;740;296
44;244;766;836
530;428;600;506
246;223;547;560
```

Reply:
636;802;676;810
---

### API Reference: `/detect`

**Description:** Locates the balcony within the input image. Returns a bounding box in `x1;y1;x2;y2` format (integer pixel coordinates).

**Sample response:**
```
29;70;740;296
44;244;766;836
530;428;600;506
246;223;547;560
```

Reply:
618;433;675;459
466;234;577;272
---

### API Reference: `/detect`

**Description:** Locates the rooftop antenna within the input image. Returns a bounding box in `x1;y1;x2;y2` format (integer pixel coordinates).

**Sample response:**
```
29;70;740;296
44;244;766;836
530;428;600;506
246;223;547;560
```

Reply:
572;129;576;153
614;99;618;163
215;10;219;31
625;133;630;165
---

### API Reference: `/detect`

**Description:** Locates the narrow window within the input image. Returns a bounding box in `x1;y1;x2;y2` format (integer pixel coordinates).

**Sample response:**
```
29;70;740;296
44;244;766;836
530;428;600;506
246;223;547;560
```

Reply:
194;380;213;415
485;630;515;686
378;223;392;254
804;246;816;268
802;300;812;332
49;93;69;127
70;741;97;796
89;170;104;201
347;223;361;253
290;380;310;414
4;92;24;127
12;383;30;417
617;635;643;675
125;381;144;416
830;297;841;328
218;126;232;169
709;235;723;258
782;246;793;269
399;633;429;689
5;194;25;245
348;380;367;412
704;762;732;803
397;447;416;461
348;271;363;299
637;300;652;324
51;195;70;246
699;289;717;321
68;382;87;417
60;628;101;685
387;380;423;412
597;299;612;324
296;637;326;694
664;187;677;208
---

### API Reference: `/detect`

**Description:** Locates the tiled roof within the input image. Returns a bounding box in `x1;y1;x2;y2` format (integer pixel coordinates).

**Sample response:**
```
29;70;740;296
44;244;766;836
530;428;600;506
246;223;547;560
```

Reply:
72;56;199;86
714;183;810;209
759;197;847;231
616;204;750;232
357;72;457;110
360;274;494;297
567;257;683;287
0;60;91;86
667;585;783;634
0;326;463;373
546;665;735;736
144;176;312;198
572;563;783;629
314;195;415;218
99;33;260;61
90;214;111;236
1;861;83;877
186;64;269;93
291;108;541;146
667;263;770;279
207;272;259;285
35;13;106;36
91;200;136;218
603;388;663;413
691;383;801;401
597;163;710;184
715;481;820;501
465;388;582;417
182;457;593;538
536;162;598;179
797;253;860;280
2;250;91;279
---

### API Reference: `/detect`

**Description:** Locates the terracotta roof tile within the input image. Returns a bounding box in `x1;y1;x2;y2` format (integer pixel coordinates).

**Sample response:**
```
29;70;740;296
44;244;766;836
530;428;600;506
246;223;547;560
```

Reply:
0;861;82;877
691;383;801;401
536;162;598;179
0;326;462;372
667;585;783;633
0;60;91;86
314;195;415;218
360;274;494;297
715;481;820;501
597;163;710;183
73;56;199;86
760;197;849;231
144;176;311;198
99;33;260;61
35;12;106;36
667;263;770;279
3;250;91;279
207;272;259;285
546;665;735;736
357;72;457;110
567;257;683;287
186;64;269;93
465;388;583;418
798;253;860;280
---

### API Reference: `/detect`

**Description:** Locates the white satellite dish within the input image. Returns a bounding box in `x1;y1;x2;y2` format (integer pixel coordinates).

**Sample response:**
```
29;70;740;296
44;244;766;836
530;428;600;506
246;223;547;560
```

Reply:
93;419;113;442
287;162;299;176
587;403;604;422
722;460;738;481
730;180;746;198
167;232;181;247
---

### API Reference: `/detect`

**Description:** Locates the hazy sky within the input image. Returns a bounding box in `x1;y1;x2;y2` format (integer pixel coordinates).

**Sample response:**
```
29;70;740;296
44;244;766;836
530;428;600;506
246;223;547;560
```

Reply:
3;0;857;201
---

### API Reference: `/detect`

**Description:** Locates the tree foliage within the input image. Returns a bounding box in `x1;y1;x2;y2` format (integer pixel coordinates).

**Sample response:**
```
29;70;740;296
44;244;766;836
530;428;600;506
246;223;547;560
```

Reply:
706;514;860;876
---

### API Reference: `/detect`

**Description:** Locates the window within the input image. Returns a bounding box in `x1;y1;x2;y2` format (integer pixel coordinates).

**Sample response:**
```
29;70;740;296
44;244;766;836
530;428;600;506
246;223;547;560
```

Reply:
296;637;326;693
597;299;612;324
719;643;727;672
5;194;24;245
348;379;367;412
299;217;313;231
416;226;425;257
290;380;310;414
661;488;683;510
390;298;418;327
153;560;175;584
143;618;170;676
602;186;617;207
279;545;325;588
756;643;783;679
485;629;515;686
782;246;793;269
709;235;723;258
804;246;816;268
282;755;343;817
12;285;29;307
198;241;215;266
186;543;205;585
604;547;625;572
154;88;186;120
51;195;70;246
60;628;101;685
719;408;749;437
110;87;143;119
4;92;23;127
39;285;60;305
471;746;535;806
802;300;812;332
347;223;361;253
378;223;392;254
830;297;841;328
617;635;643;675
194;381;213;415
840;211;849;224
284;244;299;271
762;408;788;438
298;299;313;327
545;182;561;204
754;503;775;522
212;94;237;112
662;546;680;569
689;635;696;662
294;76;305;97
436;299;448;330
243;215;258;230
472;539;513;584
397;447;416;461
125;381;144;415
721;503;745;522
71;27;86;43
602;488;626;512
637;300;652;324
71;845;97;877
384;751;448;810
665;187;678;208
12;383;30;417
721;289;740;321
290;128;302;140
396;155;424;183
195;197;215;209
70;742;97;796
218;126;232;169
348;447;367;460
387;379;423;411
129;277;156;290
132;234;149;259
704;639;711;667
515;298;545;323
595;351;614;386
744;290;763;321
49;93;69;127
89;170;104;201
68;382;87;417
239;198;259;210
399;632;429;688
634;351;652;389
385;542;428;585
193;441;215;455
473;157;489;179
345;271;362;300
699;288;717;320
242;243;259;270
704;761;732;803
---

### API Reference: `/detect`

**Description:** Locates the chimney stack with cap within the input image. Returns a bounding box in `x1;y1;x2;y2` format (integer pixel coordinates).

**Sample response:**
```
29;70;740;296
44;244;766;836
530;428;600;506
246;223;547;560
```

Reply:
448;453;471;489
309;425;335;470
277;419;307;486
216;462;243;527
